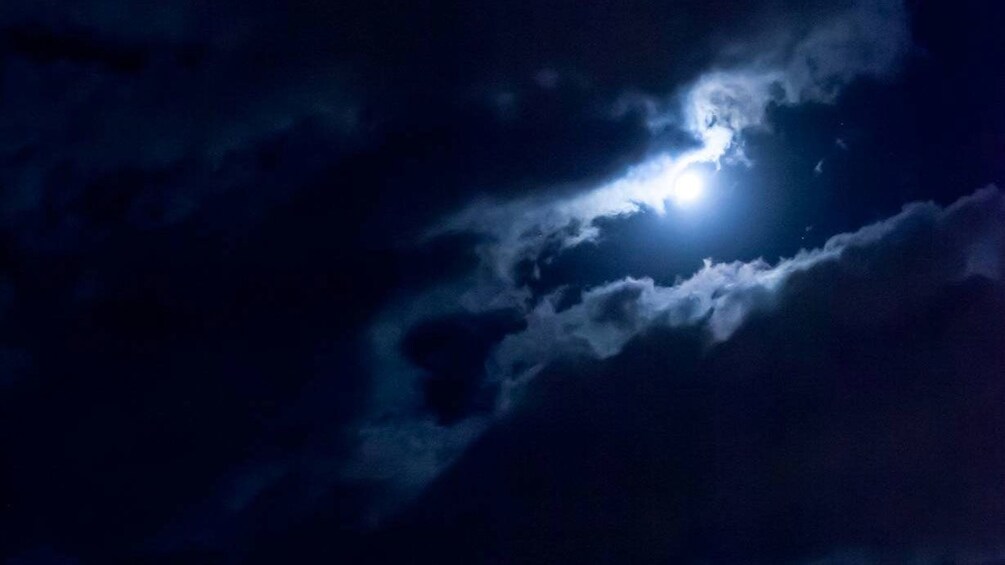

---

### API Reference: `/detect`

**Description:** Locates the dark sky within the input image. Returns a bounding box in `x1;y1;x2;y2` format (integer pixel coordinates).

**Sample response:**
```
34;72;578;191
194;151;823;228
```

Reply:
1;1;1005;563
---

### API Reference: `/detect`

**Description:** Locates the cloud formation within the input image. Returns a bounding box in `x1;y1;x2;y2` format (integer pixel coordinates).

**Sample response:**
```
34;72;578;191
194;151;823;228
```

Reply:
0;1;359;251
347;185;1004;524
359;186;1005;564
491;185;1003;392
345;0;920;518
434;0;911;279
684;0;909;149
4;1;1005;562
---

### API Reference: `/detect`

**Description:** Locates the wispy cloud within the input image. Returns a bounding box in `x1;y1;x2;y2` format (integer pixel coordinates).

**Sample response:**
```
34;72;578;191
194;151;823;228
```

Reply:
348;0;918;523
349;185;1003;523
434;0;911;280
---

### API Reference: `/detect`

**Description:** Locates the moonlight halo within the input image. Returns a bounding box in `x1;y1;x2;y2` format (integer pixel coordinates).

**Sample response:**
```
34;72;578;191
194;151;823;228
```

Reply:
671;169;706;207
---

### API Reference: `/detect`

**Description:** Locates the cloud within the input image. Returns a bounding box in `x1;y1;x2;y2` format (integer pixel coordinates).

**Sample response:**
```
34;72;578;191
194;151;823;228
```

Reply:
684;0;910;151
490;185;1003;393
0;6;357;168
4;2;998;562
361;186;1005;563
345;185;1004;526
401;308;526;424
432;0;912;279
344;0;920;519
0;1;360;252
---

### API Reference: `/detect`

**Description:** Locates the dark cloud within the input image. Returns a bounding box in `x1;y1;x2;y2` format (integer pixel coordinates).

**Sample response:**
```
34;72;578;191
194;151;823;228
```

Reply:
402;309;526;424
588;281;647;328
321;0;993;538
336;185;1003;532
2;0;1005;562
0;24;163;72
0;2;366;264
352;188;1005;564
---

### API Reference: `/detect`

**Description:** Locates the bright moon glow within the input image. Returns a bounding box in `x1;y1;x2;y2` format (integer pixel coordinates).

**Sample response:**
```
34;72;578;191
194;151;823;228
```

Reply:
671;170;705;206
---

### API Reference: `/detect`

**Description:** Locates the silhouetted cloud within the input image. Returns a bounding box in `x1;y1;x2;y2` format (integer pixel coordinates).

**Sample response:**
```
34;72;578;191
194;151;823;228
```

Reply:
5;1;1004;562
342;185;1003;525
343;0;917;511
362;187;1005;564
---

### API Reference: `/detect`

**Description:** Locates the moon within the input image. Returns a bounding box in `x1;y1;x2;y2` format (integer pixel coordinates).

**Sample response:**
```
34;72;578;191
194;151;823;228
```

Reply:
671;170;705;207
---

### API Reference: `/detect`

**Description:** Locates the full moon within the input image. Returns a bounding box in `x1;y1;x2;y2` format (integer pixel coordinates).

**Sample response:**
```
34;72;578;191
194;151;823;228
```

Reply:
671;170;705;206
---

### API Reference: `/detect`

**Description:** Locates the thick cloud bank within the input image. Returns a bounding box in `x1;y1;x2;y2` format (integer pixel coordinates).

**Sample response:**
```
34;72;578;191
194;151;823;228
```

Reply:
353;3;917;497
355;186;1005;564
347;186;1004;525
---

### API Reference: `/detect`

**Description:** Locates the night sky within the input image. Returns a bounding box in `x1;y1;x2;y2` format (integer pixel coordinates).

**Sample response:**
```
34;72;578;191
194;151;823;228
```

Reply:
2;1;1005;563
